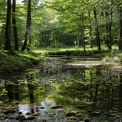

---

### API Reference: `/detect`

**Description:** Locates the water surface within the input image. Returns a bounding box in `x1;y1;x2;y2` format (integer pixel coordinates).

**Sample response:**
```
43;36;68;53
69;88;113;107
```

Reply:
0;57;122;122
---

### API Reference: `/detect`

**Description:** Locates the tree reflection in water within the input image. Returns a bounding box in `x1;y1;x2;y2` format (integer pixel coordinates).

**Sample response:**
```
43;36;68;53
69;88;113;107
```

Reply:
0;58;122;121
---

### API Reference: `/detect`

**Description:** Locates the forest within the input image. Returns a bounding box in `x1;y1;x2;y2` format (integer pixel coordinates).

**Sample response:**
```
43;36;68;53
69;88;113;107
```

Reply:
0;0;122;122
1;0;122;52
0;0;120;74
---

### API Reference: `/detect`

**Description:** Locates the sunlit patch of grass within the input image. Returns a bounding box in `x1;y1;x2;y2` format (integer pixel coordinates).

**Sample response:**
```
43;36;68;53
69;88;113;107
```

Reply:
32;45;121;62
0;45;121;75
34;46;96;52
32;46;94;56
16;51;42;60
0;50;41;74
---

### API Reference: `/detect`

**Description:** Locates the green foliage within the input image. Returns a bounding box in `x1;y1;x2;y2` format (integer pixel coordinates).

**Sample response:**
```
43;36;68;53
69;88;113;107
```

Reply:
42;0;120;49
0;50;41;75
0;0;121;54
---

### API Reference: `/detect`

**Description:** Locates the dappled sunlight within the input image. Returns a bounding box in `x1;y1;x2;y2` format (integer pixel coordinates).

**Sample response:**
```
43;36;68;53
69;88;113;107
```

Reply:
1;0;122;121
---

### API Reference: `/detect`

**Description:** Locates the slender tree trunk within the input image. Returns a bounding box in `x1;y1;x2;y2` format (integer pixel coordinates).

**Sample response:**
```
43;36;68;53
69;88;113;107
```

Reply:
93;7;101;51
12;0;19;50
118;7;122;51
105;11;110;49
81;14;86;52
21;0;31;51
105;0;113;51
4;0;12;52
108;22;112;50
88;11;93;48
77;32;80;47
108;0;113;50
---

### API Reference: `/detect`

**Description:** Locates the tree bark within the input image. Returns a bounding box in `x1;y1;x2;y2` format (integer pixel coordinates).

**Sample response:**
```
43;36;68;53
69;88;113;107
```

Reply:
88;11;93;48
118;7;122;51
21;0;31;51
108;0;113;50
4;0;12;52
93;7;101;51
12;0;19;50
105;0;113;50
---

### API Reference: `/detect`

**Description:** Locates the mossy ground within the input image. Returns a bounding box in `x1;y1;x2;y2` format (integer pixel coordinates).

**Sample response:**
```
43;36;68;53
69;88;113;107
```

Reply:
0;50;41;75
0;47;121;76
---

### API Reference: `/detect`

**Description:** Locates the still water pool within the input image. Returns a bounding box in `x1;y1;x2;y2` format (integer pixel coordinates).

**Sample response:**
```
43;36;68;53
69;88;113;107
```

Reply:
0;57;122;122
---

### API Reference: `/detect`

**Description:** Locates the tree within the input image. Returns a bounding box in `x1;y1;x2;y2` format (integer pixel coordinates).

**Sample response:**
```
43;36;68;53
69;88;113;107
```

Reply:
4;0;12;52
0;0;6;48
93;7;101;51
47;0;87;47
12;0;19;50
118;3;122;51
104;0;113;50
21;0;32;51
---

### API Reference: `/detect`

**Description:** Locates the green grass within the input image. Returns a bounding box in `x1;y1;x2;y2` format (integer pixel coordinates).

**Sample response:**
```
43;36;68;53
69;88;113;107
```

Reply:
32;46;109;58
0;50;41;75
31;45;121;59
0;45;121;76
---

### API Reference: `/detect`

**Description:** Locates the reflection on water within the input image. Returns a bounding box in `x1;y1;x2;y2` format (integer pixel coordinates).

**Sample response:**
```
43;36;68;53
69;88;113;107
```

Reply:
18;104;31;116
39;100;55;115
0;57;122;121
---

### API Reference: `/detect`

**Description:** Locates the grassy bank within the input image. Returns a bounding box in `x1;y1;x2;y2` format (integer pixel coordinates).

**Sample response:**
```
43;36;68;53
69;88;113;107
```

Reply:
0;47;121;76
32;47;122;58
0;50;41;76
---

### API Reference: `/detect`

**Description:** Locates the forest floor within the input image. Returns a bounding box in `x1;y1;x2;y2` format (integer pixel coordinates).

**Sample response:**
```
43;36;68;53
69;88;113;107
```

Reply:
0;47;122;76
0;50;40;77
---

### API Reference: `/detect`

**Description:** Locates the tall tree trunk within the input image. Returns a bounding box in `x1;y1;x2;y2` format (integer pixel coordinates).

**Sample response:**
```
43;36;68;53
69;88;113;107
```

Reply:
93;7;101;51
105;0;113;51
12;0;19;50
77;32;80;47
81;14;86;52
105;11;111;50
4;0;12;52
88;11;93;48
108;0;113;50
118;7;122;51
21;0;31;51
